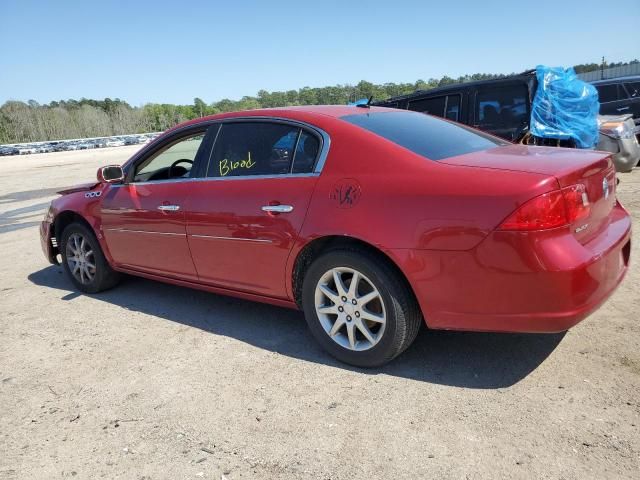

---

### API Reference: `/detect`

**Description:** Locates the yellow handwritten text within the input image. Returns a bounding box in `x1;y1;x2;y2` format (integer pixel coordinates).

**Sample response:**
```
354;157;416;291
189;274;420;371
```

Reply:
219;152;256;176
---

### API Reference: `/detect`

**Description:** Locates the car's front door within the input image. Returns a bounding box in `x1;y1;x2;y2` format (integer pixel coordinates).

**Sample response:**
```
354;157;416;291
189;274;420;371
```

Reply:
100;125;216;280
184;120;326;299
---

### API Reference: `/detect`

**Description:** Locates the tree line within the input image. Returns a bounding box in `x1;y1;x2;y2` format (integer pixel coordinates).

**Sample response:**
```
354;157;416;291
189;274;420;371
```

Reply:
1;59;637;144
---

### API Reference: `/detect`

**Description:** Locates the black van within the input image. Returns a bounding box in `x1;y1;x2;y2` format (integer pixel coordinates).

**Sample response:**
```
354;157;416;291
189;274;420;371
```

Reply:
373;72;537;142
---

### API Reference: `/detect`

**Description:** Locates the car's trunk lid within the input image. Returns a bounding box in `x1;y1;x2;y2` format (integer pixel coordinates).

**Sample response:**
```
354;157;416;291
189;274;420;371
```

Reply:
442;144;616;244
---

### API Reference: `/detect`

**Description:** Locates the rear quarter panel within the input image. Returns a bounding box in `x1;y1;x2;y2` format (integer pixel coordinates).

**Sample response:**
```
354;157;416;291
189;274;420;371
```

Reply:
286;119;559;300
296;122;558;251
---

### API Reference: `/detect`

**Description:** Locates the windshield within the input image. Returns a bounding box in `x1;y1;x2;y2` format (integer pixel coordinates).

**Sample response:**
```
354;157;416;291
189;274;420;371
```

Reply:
341;110;506;160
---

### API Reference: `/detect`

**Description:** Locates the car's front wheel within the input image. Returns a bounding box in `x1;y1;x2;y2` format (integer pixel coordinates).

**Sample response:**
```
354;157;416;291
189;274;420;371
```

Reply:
302;249;422;367
60;222;120;294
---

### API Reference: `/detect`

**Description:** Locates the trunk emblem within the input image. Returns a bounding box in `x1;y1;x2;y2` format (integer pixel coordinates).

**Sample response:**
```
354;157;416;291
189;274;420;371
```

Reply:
603;178;610;200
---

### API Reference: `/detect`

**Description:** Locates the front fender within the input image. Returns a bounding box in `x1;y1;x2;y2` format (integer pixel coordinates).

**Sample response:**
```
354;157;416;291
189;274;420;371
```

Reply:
49;186;115;266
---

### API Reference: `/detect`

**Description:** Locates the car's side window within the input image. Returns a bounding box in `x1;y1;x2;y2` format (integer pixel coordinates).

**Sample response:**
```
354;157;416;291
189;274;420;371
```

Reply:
207;122;305;178
596;85;613;103
596;84;628;103
133;131;206;182
292;131;320;173
408;96;446;116
444;95;461;121
408;95;461;122
475;86;528;128
624;82;640;98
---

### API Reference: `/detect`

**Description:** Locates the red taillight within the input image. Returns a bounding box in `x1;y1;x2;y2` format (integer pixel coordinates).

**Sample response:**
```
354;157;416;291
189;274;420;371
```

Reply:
561;184;591;223
498;184;590;231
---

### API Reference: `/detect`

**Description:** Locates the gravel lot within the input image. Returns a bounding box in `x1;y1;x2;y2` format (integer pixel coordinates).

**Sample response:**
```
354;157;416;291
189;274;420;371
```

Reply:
1;146;638;479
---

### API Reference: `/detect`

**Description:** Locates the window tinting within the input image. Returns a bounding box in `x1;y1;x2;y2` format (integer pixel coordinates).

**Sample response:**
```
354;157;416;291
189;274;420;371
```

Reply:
292;131;320;173
208;122;299;177
624;82;640;98
475;86;528;128
445;95;461;121
596;84;619;103
617;84;629;99
341;111;504;161
408;96;446;116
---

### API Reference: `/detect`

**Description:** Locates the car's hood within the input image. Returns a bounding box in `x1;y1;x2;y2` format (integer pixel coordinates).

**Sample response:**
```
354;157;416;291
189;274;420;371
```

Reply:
56;182;100;195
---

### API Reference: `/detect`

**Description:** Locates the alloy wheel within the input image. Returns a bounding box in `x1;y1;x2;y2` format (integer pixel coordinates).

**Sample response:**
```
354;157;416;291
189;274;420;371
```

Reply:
314;267;386;351
65;232;96;285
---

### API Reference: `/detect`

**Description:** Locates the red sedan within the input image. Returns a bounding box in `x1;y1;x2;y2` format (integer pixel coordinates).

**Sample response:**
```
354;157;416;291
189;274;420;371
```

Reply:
40;106;631;367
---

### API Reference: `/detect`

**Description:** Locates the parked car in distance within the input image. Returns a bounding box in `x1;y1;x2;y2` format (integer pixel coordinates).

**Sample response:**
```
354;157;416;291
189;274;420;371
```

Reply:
39;106;631;366
105;138;125;148
18;145;38;154
0;146;20;156
373;72;640;172
592;76;640;124
53;143;70;152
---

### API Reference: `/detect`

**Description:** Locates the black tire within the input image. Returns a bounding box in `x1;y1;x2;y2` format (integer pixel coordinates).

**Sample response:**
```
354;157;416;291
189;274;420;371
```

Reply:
301;248;422;367
60;222;120;294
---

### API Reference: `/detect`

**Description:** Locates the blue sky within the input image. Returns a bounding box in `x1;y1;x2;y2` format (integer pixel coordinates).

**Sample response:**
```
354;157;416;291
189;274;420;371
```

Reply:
1;0;638;106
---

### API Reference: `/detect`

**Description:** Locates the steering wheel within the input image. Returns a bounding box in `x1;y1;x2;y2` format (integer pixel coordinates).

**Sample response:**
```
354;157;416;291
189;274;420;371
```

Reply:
168;159;194;179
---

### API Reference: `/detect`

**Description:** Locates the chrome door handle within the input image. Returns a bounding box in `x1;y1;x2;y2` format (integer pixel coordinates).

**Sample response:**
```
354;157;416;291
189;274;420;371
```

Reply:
157;205;180;211
261;204;293;213
617;106;630;111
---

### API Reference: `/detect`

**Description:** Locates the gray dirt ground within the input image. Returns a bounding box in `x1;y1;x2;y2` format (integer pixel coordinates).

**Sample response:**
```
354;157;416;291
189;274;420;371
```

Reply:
0;146;639;480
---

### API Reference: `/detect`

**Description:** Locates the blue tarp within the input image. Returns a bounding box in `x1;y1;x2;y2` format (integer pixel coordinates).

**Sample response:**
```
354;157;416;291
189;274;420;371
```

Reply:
530;66;599;149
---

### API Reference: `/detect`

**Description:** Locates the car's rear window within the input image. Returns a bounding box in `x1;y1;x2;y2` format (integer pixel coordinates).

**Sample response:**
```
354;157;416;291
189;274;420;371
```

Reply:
341;110;506;160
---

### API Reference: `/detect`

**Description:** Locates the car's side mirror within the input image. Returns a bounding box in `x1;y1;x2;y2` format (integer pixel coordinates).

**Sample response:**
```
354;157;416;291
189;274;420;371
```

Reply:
97;165;124;184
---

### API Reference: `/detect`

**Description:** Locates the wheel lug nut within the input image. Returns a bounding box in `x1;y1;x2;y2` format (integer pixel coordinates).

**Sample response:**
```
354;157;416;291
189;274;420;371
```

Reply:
341;296;347;302
355;311;360;318
351;299;357;305
338;306;344;312
346;315;352;321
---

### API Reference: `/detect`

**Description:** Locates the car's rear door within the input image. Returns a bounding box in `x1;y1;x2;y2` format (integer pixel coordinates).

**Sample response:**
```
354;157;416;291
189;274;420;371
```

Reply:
184;119;327;299
100;124;217;280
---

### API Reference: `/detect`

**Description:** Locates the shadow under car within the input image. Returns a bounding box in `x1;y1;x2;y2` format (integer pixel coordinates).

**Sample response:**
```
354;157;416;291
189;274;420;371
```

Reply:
28;265;566;389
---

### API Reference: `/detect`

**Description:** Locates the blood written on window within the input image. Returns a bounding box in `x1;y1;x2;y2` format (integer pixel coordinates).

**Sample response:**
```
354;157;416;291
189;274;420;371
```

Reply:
208;122;299;177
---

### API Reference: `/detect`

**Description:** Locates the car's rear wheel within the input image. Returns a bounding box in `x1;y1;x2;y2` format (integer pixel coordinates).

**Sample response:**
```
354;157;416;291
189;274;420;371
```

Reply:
302;249;422;367
60;222;120;293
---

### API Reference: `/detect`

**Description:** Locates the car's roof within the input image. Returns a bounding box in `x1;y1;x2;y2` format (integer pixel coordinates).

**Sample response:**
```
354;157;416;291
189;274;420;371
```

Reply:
591;75;640;85
211;105;381;119
165;105;389;134
373;71;536;104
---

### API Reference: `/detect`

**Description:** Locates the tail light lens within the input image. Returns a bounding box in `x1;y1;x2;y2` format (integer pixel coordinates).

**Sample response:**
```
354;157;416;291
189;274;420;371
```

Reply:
561;184;591;223
499;184;590;231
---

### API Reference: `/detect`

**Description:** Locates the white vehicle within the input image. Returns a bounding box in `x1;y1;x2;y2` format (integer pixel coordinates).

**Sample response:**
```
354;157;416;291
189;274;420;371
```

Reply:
105;139;125;147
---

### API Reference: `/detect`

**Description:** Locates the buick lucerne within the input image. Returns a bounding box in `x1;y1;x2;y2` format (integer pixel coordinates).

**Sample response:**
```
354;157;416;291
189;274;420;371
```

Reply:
40;106;632;367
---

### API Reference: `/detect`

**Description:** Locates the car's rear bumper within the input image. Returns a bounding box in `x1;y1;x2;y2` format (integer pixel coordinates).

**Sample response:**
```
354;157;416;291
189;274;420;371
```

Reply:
40;220;58;265
392;202;631;333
